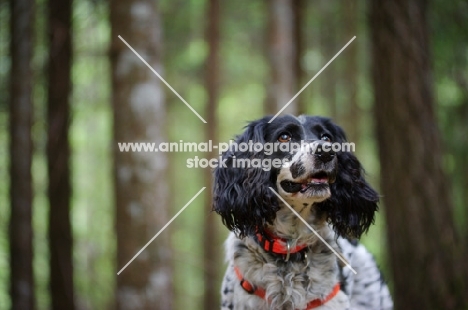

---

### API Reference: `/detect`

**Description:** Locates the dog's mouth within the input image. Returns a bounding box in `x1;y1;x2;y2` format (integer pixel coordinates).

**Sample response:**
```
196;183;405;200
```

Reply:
280;171;334;193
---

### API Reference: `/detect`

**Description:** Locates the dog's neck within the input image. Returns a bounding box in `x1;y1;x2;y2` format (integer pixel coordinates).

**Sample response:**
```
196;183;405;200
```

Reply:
266;201;329;247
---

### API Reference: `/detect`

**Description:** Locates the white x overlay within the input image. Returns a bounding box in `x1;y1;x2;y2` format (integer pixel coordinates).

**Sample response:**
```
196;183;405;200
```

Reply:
269;36;357;123
116;34;358;275
118;35;207;123
117;187;206;275
117;35;206;275
269;187;357;274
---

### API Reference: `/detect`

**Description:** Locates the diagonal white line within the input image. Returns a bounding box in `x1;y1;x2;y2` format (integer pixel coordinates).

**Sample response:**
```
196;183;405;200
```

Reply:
117;187;206;275
268;187;357;274
269;36;357;123
118;35;207;124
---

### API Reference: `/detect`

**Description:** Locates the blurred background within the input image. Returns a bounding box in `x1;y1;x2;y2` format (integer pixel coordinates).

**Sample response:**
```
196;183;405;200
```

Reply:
1;0;467;309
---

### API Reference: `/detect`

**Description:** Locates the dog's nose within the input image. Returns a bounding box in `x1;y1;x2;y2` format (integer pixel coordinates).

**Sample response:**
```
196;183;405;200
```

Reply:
313;141;335;163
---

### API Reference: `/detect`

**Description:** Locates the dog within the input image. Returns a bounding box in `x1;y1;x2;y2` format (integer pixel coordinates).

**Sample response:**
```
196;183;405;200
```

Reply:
213;115;393;310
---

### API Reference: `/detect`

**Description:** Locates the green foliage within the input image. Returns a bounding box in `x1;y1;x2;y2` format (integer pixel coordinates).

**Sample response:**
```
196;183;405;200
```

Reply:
71;0;114;308
0;111;10;309
0;1;9;111
431;0;468;237
0;0;10;306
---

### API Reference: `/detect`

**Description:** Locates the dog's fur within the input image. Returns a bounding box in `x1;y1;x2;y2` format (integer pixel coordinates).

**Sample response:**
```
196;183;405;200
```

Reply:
213;115;393;310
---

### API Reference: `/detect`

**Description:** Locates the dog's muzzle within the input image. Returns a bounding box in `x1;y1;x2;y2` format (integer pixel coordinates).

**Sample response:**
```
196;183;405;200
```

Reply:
279;140;337;194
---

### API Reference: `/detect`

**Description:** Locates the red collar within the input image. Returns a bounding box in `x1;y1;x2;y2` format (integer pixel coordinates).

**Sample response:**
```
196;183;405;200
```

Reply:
255;231;308;259
234;266;340;309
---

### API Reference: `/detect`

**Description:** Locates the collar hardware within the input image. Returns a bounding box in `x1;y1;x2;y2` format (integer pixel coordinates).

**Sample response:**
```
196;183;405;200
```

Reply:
255;231;308;262
284;240;291;262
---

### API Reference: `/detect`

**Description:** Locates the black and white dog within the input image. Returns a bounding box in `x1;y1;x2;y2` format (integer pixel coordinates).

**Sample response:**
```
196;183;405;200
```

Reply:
213;115;393;310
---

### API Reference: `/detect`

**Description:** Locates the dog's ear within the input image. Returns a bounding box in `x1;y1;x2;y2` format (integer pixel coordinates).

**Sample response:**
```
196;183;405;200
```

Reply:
317;123;379;239
212;118;279;238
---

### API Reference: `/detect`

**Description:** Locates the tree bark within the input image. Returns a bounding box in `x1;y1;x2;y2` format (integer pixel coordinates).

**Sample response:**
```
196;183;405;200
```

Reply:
204;0;220;308
319;0;338;120
341;0;359;143
265;0;297;116
9;0;35;308
293;0;305;115
370;0;468;309
47;0;75;308
110;0;172;308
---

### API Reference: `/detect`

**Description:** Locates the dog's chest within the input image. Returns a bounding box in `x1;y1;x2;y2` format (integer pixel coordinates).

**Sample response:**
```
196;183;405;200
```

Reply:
230;234;343;309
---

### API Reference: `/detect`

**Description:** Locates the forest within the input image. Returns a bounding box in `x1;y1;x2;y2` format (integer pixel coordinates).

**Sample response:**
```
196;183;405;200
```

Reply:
1;0;468;309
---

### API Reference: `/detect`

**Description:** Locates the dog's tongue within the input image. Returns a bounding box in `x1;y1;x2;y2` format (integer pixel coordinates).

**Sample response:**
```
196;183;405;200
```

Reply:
308;171;329;184
309;176;328;184
280;174;329;193
299;177;327;192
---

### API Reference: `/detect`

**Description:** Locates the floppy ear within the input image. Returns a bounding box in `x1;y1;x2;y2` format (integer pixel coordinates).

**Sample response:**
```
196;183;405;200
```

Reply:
317;123;379;239
212;118;279;238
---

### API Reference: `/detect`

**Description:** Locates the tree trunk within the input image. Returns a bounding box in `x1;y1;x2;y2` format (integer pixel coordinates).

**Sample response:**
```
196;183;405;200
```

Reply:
319;0;338;120
110;0;172;308
204;0;220;308
265;0;297;115
341;0;359;143
9;0;35;308
293;0;305;115
370;0;468;309
47;0;75;308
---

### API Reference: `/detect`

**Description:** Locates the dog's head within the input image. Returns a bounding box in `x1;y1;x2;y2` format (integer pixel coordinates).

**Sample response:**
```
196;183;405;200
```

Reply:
213;115;378;239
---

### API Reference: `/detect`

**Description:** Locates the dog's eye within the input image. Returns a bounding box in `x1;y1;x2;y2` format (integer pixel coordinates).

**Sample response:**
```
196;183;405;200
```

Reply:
321;134;332;142
278;133;291;143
